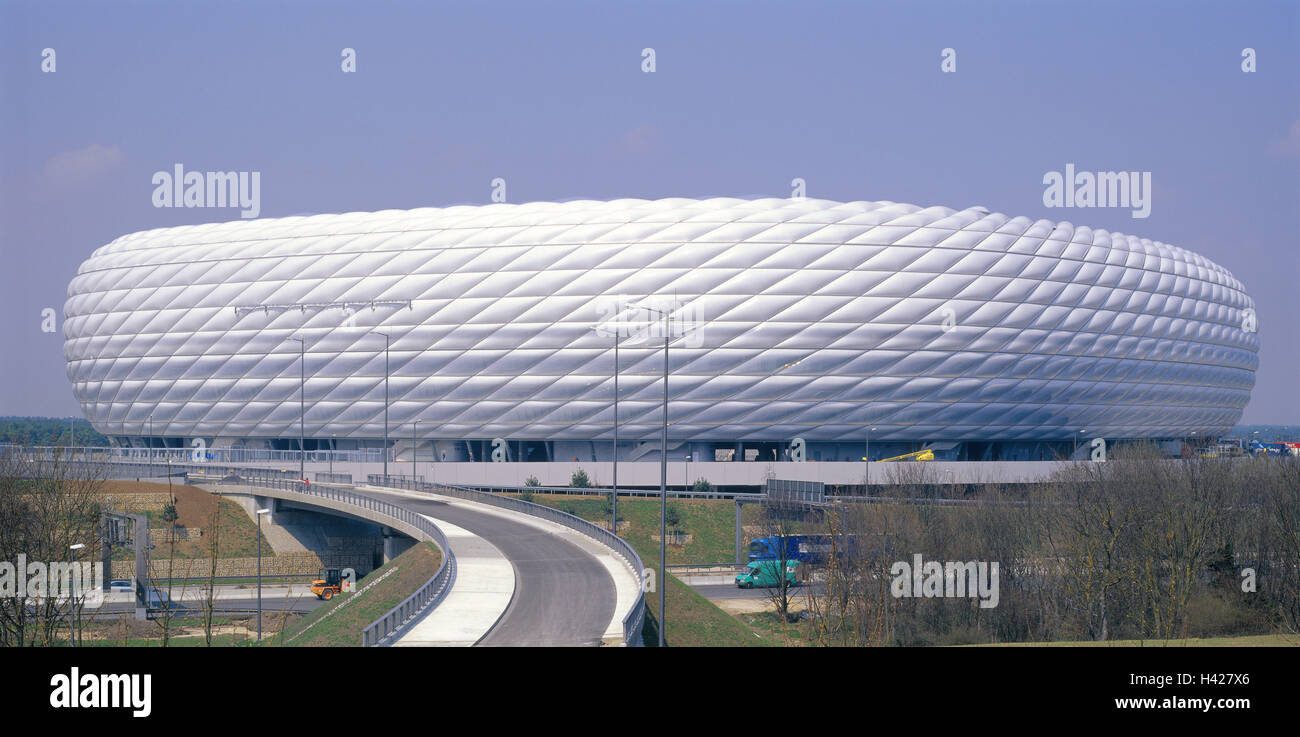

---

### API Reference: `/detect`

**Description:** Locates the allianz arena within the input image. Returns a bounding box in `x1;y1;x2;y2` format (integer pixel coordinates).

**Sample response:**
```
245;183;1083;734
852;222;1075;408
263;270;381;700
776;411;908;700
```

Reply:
64;197;1258;462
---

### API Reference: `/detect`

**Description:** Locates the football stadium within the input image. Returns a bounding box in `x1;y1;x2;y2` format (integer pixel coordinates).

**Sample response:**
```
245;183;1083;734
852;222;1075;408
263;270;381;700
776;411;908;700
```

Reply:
63;197;1259;463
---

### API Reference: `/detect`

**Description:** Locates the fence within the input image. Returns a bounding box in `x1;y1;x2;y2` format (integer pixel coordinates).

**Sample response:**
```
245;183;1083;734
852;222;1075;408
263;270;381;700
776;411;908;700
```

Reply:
367;474;425;486
766;478;826;509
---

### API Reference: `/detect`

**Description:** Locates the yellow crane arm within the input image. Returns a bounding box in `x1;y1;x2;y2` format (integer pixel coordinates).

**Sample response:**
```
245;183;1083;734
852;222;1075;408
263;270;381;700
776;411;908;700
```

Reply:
879;449;935;462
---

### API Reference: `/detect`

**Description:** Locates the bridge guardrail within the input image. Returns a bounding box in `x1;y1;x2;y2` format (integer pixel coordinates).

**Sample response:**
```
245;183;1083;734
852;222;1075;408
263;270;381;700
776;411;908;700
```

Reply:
453;482;751;500
20;452;639;645
205;475;456;647
371;476;647;646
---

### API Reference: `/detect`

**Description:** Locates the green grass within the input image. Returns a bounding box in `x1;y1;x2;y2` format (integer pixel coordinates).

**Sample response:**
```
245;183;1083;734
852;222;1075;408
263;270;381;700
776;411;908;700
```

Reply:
640;568;779;647
73;616;275;647
270;541;442;647
82;633;262;647
736;610;813;646
511;493;747;564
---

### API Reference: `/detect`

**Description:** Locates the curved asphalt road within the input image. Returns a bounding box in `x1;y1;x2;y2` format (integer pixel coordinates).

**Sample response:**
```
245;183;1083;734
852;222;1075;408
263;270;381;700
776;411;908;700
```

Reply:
358;488;616;646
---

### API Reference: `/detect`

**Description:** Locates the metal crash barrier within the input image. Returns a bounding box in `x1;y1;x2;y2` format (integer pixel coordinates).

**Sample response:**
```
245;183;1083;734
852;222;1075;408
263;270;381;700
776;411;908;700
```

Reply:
207;475;457;647
366;476;646;647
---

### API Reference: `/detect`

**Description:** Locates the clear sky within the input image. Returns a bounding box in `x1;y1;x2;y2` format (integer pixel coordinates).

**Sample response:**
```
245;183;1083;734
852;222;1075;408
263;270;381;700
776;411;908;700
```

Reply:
1;0;1297;423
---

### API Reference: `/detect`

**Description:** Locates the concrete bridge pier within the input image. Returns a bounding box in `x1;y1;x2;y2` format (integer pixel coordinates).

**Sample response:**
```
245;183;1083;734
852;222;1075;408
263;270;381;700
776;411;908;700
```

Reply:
382;526;415;563
251;495;280;524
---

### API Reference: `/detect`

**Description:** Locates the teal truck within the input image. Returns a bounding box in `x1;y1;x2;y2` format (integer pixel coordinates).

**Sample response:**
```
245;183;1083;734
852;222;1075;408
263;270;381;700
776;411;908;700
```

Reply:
735;559;801;589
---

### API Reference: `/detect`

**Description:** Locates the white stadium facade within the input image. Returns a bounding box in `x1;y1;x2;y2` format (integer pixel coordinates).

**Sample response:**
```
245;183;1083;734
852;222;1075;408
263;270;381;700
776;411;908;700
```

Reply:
64;197;1258;463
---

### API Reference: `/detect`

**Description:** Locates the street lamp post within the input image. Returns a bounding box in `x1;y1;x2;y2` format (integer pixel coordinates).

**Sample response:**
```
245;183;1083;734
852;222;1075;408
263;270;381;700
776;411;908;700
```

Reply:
596;304;679;646
255;508;271;642
864;426;877;493
413;420;421;486
369;331;391;483
286;336;306;482
589;322;628;536
612;332;618;534
658;308;667;647
635;303;673;648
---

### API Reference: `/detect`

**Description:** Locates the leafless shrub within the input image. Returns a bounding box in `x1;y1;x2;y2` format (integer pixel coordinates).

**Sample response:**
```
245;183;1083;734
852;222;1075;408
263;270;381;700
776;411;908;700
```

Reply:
799;448;1299;646
1253;457;1300;632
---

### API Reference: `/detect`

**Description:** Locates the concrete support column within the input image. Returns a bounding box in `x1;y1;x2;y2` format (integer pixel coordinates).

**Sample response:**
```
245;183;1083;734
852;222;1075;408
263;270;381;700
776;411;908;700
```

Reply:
252;496;278;525
381;526;414;563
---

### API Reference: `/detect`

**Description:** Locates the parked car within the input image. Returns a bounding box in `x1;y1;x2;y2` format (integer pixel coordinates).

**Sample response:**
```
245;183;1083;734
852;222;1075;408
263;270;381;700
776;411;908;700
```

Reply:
88;578;135;595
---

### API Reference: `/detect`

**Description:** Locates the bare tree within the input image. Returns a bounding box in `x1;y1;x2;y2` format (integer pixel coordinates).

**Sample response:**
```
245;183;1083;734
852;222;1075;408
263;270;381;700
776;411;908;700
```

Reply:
754;502;802;623
200;499;223;645
1255;457;1300;633
148;472;187;646
0;447;105;646
1132;457;1236;640
1039;446;1247;642
804;503;895;646
1039;459;1144;641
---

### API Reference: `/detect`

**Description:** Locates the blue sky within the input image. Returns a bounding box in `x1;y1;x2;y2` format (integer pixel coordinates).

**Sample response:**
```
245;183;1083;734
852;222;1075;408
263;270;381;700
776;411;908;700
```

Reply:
1;0;1297;422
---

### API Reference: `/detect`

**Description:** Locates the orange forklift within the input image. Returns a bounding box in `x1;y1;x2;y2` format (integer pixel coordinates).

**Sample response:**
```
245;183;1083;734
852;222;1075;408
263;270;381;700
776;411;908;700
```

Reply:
310;568;345;601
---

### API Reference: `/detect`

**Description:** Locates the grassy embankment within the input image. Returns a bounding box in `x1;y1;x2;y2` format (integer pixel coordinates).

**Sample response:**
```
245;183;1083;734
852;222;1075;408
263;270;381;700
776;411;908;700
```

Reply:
270;541;443;647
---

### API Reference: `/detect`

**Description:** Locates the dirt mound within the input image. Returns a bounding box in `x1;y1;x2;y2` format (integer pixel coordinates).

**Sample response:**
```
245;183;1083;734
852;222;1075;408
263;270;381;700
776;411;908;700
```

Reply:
98;480;219;527
171;484;219;526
